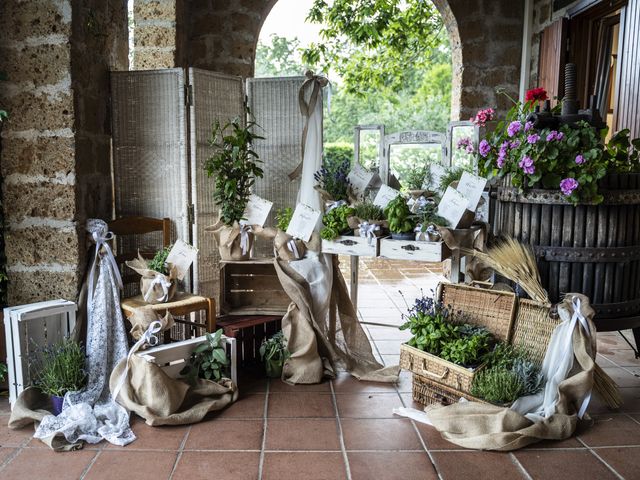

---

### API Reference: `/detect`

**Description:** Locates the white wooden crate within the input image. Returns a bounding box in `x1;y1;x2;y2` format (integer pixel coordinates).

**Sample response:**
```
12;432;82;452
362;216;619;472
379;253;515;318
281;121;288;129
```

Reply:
321;235;380;257
3;299;77;406
379;238;449;262
136;335;238;386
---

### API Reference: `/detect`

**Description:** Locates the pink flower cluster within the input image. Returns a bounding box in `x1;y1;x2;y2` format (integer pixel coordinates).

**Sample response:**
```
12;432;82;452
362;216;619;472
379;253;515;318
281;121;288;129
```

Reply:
560;177;579;196
507;121;521;137
471;108;495;127
456;137;475;154
519;155;535;174
479;139;491;157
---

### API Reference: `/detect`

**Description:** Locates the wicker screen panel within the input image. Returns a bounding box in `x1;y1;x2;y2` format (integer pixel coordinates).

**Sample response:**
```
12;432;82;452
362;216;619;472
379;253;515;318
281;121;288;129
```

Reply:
110;69;189;262
247;77;306;256
189;69;245;299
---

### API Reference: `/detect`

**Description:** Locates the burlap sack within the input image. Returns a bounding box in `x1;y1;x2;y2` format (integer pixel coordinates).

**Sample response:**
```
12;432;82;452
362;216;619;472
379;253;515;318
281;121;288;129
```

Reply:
125;254;177;304
206;220;256;261
274;231;307;261
426;294;597;451
129;306;175;342
110;354;238;426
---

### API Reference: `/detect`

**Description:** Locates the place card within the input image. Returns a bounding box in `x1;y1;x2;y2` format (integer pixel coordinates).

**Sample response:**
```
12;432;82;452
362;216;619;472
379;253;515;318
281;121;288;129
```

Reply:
436;186;470;228
348;163;376;197
456;171;487;210
286;203;322;242
166;239;199;281
242;194;273;227
423;163;446;192
373;184;401;208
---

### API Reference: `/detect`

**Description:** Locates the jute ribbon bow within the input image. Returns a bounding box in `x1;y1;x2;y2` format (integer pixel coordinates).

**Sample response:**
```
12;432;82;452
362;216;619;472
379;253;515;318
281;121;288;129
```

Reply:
288;70;330;181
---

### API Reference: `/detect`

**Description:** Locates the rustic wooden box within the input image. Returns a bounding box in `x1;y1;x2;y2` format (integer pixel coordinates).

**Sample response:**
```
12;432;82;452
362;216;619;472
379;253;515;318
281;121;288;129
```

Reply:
219;260;291;316
3;299;77;406
379;237;449;262
321;235;380;256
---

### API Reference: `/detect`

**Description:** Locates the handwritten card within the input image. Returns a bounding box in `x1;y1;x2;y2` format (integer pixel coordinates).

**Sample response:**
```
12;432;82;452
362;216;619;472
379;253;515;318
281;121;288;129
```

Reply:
348;163;376;197
166;239;199;281
423;163;446;192
456;171;487;210
436;187;470;228
242;194;273;227
286;203;322;242
373;184;401;208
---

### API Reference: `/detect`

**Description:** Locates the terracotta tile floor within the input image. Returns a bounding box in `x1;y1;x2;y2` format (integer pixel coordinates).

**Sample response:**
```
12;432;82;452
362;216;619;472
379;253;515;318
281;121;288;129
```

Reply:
1;258;640;479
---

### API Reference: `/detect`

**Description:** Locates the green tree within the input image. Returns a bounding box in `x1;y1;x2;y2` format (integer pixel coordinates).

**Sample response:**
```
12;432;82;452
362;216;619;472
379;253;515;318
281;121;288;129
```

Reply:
255;34;305;77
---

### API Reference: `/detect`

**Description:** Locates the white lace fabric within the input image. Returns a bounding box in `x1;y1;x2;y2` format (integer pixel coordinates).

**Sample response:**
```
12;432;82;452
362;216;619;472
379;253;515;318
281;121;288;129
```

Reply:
34;219;135;446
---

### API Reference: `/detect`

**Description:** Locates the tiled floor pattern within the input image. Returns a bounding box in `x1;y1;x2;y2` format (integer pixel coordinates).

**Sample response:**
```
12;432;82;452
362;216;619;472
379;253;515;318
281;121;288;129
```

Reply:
1;258;639;479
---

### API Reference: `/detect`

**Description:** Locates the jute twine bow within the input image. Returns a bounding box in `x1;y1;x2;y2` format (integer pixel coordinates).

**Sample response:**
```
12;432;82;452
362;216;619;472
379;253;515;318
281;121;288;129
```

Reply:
288;70;330;181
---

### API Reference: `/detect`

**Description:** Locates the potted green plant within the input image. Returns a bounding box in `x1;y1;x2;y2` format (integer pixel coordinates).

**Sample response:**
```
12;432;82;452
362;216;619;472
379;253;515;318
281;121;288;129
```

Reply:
125;245;177;304
320;204;355;240
180;329;230;384
31;338;86;415
205;114;264;261
259;331;289;378
314;158;351;203
413;202;446;242
384;195;416;240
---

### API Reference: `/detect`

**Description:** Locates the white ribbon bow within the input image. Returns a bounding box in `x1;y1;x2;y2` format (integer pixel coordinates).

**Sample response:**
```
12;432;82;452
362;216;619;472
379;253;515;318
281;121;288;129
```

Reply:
112;319;163;404
239;221;253;255
325;200;346;213
287;239;301;259
88;228;123;314
409;196;429;214
144;273;172;303
358;222;380;245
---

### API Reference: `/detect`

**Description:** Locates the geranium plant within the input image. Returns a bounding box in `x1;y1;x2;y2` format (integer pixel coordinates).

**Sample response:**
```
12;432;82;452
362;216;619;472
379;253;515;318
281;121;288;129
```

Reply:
471;88;640;204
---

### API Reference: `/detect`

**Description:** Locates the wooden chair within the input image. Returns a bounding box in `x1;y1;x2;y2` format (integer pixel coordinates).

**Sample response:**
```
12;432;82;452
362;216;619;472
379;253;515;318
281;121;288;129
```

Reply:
108;216;215;340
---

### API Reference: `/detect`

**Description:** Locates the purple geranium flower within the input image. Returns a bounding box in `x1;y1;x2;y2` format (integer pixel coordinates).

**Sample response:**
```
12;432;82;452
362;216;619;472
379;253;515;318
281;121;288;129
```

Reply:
527;134;540;144
546;130;565;142
575;154;585;165
518;155;535;175
524;121;534;132
507;121;522;137
560;177;579;196
478;139;491;157
510;139;521;149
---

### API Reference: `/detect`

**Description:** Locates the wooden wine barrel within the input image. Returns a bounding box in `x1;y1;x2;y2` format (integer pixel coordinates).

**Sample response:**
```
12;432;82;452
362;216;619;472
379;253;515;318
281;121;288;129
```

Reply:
492;174;640;341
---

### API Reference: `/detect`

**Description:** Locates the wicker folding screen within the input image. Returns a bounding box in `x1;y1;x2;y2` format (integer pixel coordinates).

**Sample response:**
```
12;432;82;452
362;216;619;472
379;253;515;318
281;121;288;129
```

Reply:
247;76;306;256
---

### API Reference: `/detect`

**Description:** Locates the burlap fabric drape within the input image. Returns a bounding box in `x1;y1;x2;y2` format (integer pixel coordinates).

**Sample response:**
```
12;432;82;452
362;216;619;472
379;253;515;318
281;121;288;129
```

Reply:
125;254;178;304
424;294;596;451
275;254;399;384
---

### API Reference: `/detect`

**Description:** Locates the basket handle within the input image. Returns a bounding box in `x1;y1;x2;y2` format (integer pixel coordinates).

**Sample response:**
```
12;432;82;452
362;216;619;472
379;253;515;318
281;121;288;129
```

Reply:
418;360;449;380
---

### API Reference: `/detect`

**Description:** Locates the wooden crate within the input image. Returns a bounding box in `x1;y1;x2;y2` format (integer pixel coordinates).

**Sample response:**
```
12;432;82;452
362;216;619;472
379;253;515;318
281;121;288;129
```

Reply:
3;300;77;406
219;260;291;316
321;235;381;256
217;314;282;366
137;334;238;386
379;238;449;262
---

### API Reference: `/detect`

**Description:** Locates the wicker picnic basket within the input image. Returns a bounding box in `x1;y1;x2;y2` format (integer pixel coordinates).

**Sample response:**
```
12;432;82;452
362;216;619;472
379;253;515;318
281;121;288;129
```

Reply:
412;373;490;407
399;283;518;394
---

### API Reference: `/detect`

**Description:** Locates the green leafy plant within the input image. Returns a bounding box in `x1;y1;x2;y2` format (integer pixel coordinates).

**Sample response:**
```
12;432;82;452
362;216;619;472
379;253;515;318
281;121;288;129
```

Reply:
439;329;491;368
314;159;351;202
147;245;172;275
0;362;7;383
275;207;293;231
180;330;229;384
401;164;431;191
353;201;385;222
471;367;526;404
321;204;355;240
205;113;264;225
438;166;466;192
399;295;459;355
414;203;446;230
259;331;290;378
384;195;415;233
30;338;86;397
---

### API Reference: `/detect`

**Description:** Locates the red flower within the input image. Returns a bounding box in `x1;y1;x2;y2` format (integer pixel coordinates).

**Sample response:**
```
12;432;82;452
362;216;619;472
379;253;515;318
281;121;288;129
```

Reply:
525;87;548;102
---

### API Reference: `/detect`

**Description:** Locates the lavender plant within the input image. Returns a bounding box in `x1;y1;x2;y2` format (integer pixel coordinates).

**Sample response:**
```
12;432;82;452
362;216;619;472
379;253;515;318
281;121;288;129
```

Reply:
30;338;86;397
314;158;351;202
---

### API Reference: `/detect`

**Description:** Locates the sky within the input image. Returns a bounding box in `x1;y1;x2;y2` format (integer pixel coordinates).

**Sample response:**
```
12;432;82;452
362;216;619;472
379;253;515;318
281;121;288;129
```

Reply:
259;0;323;47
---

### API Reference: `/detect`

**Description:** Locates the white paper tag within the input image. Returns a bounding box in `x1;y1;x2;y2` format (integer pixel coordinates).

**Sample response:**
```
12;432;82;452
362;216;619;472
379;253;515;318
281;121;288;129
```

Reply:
456;171;487;210
423;163;446;192
348;163;376;197
373;184;401;208
242;194;273;227
165;239;198;281
286;203;322;242
436;187;470;228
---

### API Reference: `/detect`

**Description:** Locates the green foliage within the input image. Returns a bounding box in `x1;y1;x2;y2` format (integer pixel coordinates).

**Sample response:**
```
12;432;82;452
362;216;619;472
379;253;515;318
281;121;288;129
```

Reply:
400;302;459;355
438;166;467;192
180;330;229;385
0;362;6;383
384;195;415;233
471;367;526;404
275;207;294;231
323;142;354;172
205;114;264;225
352;201;385;221
255;34;304;77
259;331;290;378
314;159;351;201
320;204;355;240
147;245;172;275
31;338;86;397
439;331;491;367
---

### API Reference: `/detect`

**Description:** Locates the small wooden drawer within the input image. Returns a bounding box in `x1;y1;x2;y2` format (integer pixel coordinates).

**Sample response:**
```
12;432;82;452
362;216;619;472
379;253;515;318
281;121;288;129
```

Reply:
379;238;449;262
321;235;380;257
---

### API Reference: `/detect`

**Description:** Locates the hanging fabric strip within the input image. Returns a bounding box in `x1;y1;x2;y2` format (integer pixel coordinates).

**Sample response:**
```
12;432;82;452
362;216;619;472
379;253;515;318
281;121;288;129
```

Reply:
87;227;123;313
287;239;300;259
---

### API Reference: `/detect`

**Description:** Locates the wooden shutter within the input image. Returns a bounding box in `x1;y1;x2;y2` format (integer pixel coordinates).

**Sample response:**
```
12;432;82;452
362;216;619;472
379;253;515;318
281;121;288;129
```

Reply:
538;18;568;105
616;1;640;137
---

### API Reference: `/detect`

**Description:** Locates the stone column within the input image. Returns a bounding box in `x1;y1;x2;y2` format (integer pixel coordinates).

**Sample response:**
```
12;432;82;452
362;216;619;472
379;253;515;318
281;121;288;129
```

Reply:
132;0;183;69
0;0;127;305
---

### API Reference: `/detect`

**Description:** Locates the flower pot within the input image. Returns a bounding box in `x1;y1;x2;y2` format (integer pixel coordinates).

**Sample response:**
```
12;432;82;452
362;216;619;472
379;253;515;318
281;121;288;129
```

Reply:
265;360;283;379
391;231;415;240
51;395;64;416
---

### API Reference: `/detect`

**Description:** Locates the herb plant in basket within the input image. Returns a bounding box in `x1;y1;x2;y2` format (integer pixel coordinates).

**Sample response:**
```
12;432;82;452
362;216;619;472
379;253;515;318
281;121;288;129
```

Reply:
259;331;290;378
350;200;386;239
180;329;229;385
30;338;86;415
205;113;264;261
384;195;416;240
125;245;177;304
320;204;355;241
314;158;351;202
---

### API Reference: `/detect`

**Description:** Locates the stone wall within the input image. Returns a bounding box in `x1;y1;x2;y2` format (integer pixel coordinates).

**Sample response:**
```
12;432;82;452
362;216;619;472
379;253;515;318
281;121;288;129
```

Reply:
0;0;127;305
132;0;185;69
